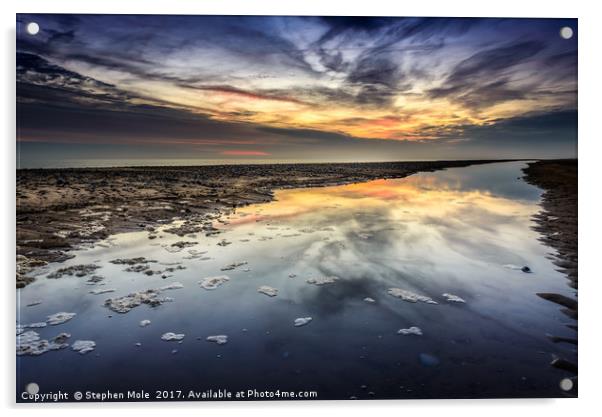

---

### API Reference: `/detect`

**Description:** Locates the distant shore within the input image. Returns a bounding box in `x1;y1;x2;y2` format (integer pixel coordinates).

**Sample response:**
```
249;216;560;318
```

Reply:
17;159;514;287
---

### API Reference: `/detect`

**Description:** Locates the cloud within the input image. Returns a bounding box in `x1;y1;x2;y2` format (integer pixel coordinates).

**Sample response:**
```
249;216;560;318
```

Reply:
221;150;271;156
427;40;547;110
16;14;577;167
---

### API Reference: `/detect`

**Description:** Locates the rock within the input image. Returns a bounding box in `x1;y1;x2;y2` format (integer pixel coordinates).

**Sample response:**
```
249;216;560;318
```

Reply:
306;276;339;285
199;275;230;290
171;241;197;249
47;264;101;279
161;332;185;341
46;312;76;325
294;317;312;327
139;319;151;327
397;326;423;336
206;335;228;345
551;357;577;374
72;340;96;354
387;288;438;304
257;286;278;297
220;261;248;271
537;293;577;310
442;293;466;303
521;266;532;273
110;257;157;265
217;239;232;247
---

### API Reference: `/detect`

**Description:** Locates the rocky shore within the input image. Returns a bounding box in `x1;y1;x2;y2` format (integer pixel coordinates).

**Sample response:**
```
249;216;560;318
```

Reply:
16;160;508;287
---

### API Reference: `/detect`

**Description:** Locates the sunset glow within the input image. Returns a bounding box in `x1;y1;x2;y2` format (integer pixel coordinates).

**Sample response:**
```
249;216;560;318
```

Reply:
16;15;577;167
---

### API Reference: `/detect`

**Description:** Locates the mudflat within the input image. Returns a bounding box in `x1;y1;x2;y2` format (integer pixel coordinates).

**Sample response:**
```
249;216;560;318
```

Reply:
16;160;508;287
523;159;578;377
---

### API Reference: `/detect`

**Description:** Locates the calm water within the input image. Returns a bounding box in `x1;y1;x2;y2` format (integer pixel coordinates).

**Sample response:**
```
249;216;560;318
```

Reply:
16;162;576;400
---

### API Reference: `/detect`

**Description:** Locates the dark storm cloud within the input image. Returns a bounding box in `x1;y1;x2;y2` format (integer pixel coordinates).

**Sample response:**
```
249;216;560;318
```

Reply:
427;40;546;109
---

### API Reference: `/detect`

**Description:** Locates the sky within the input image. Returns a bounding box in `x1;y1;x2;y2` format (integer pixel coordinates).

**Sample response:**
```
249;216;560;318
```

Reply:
16;14;577;168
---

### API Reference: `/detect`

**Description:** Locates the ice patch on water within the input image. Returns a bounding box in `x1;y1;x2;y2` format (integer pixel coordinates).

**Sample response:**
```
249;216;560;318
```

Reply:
72;340;96;354
363;297;376;304
387;288;438;304
397;326;423;336
199;275;230;290
206;335;228;345
139;319;151;327
257;286;278;297
294;317;312;327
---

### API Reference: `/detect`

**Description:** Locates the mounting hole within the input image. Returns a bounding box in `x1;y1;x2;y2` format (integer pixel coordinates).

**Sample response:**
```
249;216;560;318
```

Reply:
560;26;573;40
26;382;39;395
26;22;40;36
559;378;573;391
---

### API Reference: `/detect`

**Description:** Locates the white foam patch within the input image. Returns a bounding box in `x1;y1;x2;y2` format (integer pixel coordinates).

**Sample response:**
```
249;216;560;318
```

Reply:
306;276;339;285
89;288;116;295
387;288;438;304
397;326;423;336
257;286;278;297
160;282;184;291
199;275;230;290
17;331;70;356
139;319;151;327
294;317;313;327
206;335;228;345
72;340;96;354
46;312;77;325
442;293;466;303
161;332;185;341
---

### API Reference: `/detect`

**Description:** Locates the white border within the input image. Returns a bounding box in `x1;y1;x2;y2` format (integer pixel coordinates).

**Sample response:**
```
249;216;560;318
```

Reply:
2;1;600;416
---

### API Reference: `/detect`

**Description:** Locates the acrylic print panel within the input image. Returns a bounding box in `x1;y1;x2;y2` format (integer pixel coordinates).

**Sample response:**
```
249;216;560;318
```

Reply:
16;14;577;402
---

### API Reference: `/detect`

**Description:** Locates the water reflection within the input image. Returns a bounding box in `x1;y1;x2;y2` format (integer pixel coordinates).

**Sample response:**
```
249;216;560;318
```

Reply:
17;162;576;400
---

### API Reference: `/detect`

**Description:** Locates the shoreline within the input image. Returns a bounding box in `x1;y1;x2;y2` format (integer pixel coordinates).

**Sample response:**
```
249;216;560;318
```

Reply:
522;160;578;380
17;159;511;287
